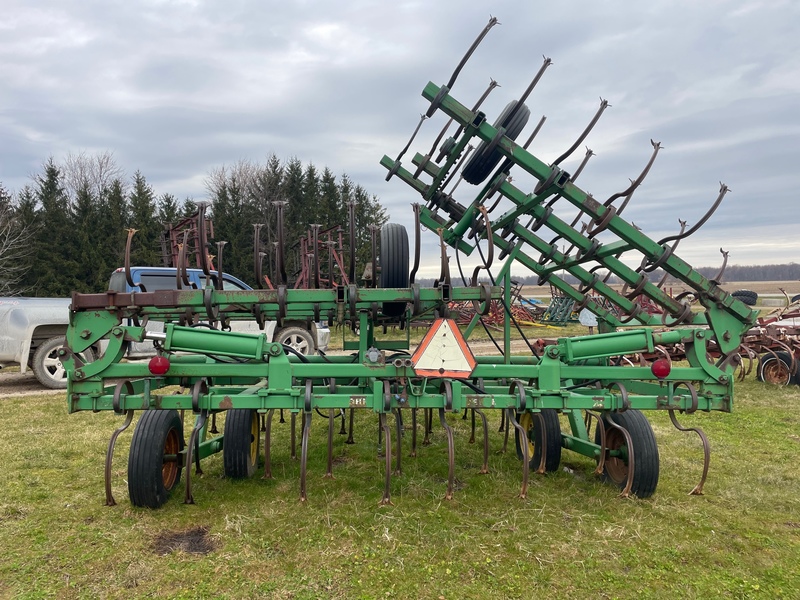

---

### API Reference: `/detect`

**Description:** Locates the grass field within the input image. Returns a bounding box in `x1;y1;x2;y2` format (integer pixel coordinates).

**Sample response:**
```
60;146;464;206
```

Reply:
1;368;800;599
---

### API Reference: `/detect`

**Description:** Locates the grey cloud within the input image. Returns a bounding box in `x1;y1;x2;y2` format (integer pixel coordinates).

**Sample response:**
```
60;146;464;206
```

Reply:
1;0;798;272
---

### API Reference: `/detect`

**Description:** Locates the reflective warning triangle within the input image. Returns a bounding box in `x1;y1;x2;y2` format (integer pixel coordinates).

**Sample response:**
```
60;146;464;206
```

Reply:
411;318;477;378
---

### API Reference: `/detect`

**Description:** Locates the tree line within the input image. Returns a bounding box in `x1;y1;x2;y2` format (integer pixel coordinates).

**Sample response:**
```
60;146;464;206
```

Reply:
0;152;387;297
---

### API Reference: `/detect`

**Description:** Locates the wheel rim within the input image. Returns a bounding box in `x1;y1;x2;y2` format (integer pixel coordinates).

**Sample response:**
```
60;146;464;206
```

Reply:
249;412;259;466
162;428;181;490
519;412;535;458
285;333;309;354
41;346;91;383
42;349;66;381
603;426;628;485
763;358;791;385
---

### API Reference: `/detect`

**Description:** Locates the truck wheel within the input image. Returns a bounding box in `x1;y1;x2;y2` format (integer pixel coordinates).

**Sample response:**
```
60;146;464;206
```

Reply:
594;410;659;498
128;410;184;508
223;409;260;478
32;336;95;390
275;326;315;355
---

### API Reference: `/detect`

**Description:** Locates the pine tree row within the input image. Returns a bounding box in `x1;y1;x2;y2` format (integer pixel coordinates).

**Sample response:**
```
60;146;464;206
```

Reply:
0;151;387;296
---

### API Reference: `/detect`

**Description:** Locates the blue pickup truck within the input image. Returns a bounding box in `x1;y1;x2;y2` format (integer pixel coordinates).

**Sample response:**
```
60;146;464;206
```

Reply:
110;266;330;358
0;267;329;389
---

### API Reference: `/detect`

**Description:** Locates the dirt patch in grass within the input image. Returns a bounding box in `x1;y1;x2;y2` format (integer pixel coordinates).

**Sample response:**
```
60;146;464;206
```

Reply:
152;526;217;556
0;371;62;397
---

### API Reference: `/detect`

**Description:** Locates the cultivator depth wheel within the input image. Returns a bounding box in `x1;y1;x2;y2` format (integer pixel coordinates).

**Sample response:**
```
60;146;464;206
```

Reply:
127;410;184;508
595;410;659;498
514;410;562;472
223;409;260;478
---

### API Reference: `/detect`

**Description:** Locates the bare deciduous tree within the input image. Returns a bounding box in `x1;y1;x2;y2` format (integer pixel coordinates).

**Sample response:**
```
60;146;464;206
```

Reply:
0;203;35;295
62;150;126;200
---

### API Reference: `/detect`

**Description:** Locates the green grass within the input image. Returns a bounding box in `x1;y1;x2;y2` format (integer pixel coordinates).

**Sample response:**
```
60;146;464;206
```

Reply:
1;375;799;599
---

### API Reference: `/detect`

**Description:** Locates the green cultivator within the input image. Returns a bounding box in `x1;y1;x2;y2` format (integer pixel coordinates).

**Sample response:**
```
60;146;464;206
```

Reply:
65;18;757;507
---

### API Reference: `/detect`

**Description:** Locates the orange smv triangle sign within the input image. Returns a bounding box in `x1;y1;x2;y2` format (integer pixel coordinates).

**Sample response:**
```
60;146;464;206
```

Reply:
411;318;477;378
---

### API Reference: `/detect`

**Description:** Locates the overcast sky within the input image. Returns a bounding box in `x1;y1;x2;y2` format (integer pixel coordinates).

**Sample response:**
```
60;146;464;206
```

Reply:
2;0;798;279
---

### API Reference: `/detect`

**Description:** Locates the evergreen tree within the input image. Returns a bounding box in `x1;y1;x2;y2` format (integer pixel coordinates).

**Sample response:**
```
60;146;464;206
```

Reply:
157;193;180;227
351;183;388;277
319;167;342;229
208;166;261;283
252;154;284;282
301;163;322;225
180;197;198;219
71;181;104;292
127;171;160;266
281;157;307;279
99;178;129;271
11;186;38;294
29;158;79;296
0;182;11;213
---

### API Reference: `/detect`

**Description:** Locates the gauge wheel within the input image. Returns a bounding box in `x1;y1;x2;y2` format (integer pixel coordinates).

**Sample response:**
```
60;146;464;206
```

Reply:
594;410;659;498
223;409;260;478
513;410;562;472
128;410;184;508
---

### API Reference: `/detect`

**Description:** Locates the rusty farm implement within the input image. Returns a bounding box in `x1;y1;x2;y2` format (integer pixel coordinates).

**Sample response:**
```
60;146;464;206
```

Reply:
64;19;757;508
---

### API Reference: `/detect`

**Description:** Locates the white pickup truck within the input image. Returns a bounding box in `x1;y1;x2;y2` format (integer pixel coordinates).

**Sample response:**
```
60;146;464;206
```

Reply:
0;267;330;389
0;296;91;389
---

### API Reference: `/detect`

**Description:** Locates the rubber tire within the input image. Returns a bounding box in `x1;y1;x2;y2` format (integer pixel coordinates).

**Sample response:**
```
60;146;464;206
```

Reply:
223;409;260;478
462;100;531;185
731;289;758;306
275;326;315;355
380;223;410;318
128;410;184;508
32;336;95;390
514;409;562;472
757;351;794;385
594;410;659;498
791;294;800;304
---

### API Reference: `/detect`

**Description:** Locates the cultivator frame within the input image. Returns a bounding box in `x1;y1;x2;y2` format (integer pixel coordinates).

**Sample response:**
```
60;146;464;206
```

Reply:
64;18;757;508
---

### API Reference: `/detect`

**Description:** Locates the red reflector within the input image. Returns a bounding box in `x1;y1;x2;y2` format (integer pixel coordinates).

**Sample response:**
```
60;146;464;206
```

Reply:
149;355;170;375
651;358;671;379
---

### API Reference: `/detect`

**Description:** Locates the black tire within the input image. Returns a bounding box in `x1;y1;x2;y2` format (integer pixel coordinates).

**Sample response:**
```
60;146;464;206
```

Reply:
128;410;184;508
731;289;758;306
223;409;260;478
380;223;409;318
594;410;659;498
275;326;315;355
514;410;562;472
791;294;800;304
462;100;531;185
32;336;95;390
757;351;795;385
